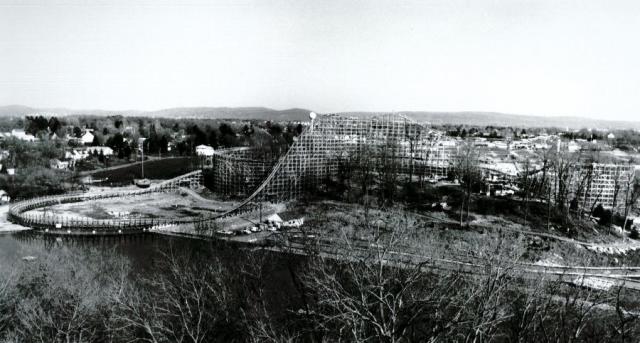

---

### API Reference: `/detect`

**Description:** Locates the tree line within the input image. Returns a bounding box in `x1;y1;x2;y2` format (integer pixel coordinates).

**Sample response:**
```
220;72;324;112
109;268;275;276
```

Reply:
13;115;304;159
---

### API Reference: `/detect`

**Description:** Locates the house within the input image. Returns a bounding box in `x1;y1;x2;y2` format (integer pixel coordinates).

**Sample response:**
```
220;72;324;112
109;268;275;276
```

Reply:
565;140;581;153
196;145;215;156
493;141;508;150
266;213;282;225
49;159;70;170
511;139;533;150
12;129;36;141
0;190;10;203
65;150;85;161
81;131;95;145
85;146;114;156
50;132;71;141
266;212;305;228
66;147;114;160
0;129;37;142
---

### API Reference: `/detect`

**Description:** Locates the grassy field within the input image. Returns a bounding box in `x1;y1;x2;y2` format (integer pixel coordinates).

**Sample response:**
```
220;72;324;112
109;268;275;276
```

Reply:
90;157;197;185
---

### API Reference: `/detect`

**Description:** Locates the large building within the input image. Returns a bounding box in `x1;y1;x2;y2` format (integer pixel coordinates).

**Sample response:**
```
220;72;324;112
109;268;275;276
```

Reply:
576;163;636;210
550;162;638;211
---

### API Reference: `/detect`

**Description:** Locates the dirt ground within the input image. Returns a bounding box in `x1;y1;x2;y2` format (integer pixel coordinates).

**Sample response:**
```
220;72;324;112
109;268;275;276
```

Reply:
26;189;239;220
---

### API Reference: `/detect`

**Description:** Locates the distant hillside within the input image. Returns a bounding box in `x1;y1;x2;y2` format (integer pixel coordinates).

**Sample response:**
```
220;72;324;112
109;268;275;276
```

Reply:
143;107;312;121
1;105;638;129
343;111;640;130
0;105;312;121
0;105;38;117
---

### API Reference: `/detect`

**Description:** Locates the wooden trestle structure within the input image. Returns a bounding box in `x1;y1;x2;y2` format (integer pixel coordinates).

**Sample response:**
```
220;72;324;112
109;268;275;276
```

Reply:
8;113;446;235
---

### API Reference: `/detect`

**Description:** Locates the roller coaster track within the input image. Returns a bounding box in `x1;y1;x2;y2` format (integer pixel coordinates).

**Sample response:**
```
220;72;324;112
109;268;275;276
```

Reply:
212;131;302;219
6;142;292;234
0;113;583;234
7;170;207;233
6;113;430;233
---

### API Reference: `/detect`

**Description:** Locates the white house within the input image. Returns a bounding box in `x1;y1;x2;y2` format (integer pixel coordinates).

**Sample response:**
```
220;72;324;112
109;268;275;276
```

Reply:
49;159;70;170
567;141;581;153
81;131;95;145
65;150;84;161
0;129;37;142
13;129;37;141
0;190;10;203
266;212;305;228
493;141;508;150
66;147;114;160
196;145;215;156
85;146;114;156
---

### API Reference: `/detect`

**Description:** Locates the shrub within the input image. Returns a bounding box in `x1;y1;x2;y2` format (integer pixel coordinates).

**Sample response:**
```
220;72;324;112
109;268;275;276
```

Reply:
592;204;606;218
598;209;613;226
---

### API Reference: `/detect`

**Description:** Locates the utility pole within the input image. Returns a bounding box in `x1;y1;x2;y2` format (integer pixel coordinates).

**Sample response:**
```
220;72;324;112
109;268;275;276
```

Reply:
138;137;147;179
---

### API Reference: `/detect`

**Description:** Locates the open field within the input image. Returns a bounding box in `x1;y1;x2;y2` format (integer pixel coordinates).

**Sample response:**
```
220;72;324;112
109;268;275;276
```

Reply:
88;157;197;185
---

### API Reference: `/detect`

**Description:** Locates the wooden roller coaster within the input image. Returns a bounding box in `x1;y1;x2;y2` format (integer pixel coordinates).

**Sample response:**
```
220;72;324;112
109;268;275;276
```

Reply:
8;113;441;234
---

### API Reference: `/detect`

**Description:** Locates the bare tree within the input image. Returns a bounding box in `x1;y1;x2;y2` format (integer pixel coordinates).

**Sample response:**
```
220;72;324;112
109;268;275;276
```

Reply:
550;146;581;220
9;247;130;343
622;177;640;231
377;139;401;206
611;166;624;211
454;139;482;226
520;157;533;225
294;208;554;342
112;250;238;343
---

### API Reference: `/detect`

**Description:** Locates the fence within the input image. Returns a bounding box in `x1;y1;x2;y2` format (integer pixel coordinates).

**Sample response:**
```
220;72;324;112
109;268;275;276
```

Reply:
7;170;213;233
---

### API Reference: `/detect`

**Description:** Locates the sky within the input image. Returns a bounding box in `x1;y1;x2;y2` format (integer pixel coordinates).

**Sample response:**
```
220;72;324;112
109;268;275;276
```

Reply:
1;0;640;120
